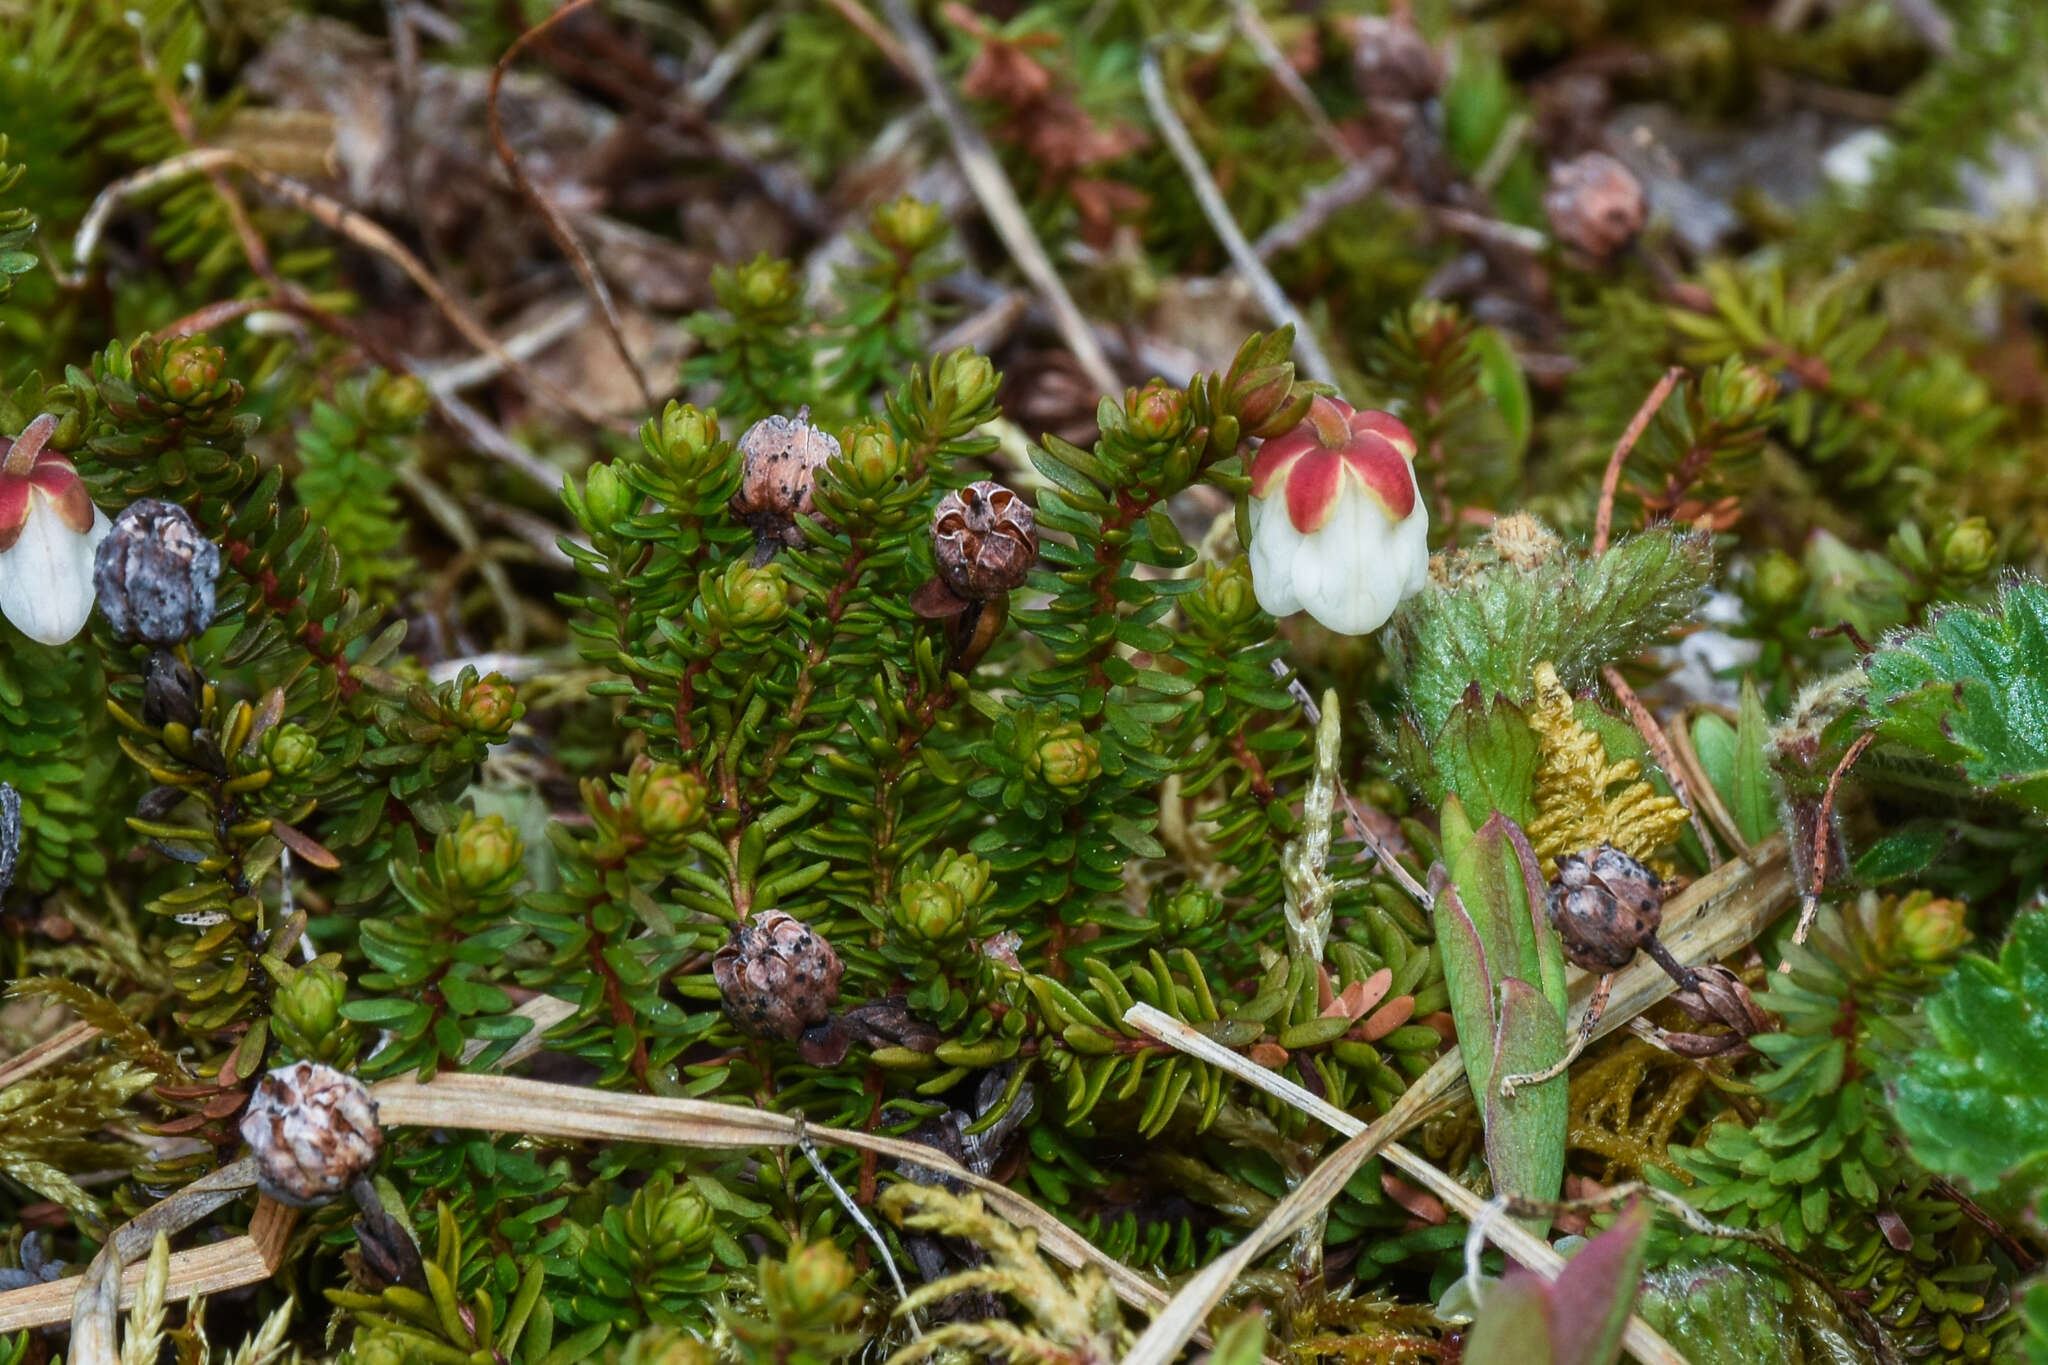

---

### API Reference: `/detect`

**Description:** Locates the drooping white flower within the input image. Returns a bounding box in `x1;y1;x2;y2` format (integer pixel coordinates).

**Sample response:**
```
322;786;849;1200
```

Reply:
1245;396;1428;636
0;414;111;646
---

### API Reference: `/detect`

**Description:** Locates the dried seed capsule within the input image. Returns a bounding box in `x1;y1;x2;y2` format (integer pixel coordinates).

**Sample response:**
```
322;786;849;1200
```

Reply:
713;909;844;1041
1548;844;1665;972
93;498;220;646
1352;15;1441;104
931;480;1037;601
1544;152;1647;262
239;1060;383;1205
730;407;840;555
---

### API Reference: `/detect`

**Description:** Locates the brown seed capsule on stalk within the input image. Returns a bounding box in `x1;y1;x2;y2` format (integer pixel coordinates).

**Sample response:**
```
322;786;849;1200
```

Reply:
1549;844;1668;972
239;1060;383;1205
94;499;221;646
731;406;840;560
932;481;1037;601
713;909;844;1041
1544;153;1647;262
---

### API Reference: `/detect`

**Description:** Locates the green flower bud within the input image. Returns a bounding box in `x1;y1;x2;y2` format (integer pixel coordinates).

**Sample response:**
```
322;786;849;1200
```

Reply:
728;255;801;319
841;423;908;493
452;813;523;893
870;195;946;255
1192;557;1261;630
370;373;433;426
275;959;348;1044
1706;359;1778;421
930;849;992;907
935;349;999;416
1941;517;1996;579
1161;885;1221;936
1127;379;1190;445
635;1175;714;1256
711;559;789;630
1030;724;1102;794
612;1328;715;1365
1751;550;1806;609
895;878;966;943
459;674;520;735
263;723;320;779
147;337;227;405
1230;362;1301;439
780;1240;859;1319
1897;891;1969;963
646;403;721;468
582;460;635;528
627;758;707;837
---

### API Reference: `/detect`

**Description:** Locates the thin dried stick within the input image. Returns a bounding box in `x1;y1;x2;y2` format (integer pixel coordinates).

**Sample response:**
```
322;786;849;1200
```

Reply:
1667;708;1752;855
1124;1004;1691;1365
794;1118;920;1334
1255;155;1391;261
1593;366;1685;555
1783;729;1874;964
818;0;915;77
1604;664;1719;866
1221;0;1348;159
1140;45;1336;384
488;0;656;414
874;0;1119;396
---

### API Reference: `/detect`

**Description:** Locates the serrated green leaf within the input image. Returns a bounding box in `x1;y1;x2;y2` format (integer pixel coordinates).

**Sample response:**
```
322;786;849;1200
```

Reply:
1889;909;2048;1198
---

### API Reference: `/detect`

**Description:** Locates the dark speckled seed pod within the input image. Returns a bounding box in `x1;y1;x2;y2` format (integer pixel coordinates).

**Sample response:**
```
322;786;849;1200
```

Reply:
731;407;840;557
239;1060;383;1206
93;498;220;646
931;480;1037;601
1548;843;1666;972
713;909;845;1041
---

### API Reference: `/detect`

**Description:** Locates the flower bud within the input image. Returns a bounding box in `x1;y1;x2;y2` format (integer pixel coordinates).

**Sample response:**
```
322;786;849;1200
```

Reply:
1229;362;1304;440
713;909;845;1040
935;349;1000;416
932;481;1037;601
1352;15;1440;103
1751;550;1806;608
580;461;636;528
458;674;520;736
1190;557;1261;631
613;1328;716;1365
895;879;967;943
273;959;349;1050
452;813;523;893
835;424;904;496
1706;360;1779;423
1161;885;1221;936
1246;397;1427;635
733;256;801;316
239;1060;383;1205
871;195;946;255
1127;379;1190;445
1030;724;1102;794
645;403;722;473
92;498;220;646
0;414;111;646
1544;153;1647;262
263;723;320;779
930;849;993;906
731;407;841;552
369;373;433;426
143;337;230;409
781;1240;859;1319
1898;891;1969;963
627;758;706;838
710;559;790;630
1941;518;1996;580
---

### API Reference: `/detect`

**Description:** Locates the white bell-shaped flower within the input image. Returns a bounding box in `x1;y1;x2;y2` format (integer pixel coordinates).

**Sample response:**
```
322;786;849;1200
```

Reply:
1246;397;1428;635
0;414;111;646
